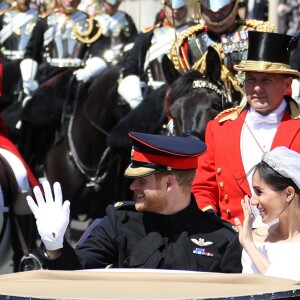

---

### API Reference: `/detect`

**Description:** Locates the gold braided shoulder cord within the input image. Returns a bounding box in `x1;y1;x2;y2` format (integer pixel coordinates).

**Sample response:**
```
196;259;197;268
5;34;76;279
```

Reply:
170;23;205;72
192;42;244;99
72;17;102;44
244;19;275;32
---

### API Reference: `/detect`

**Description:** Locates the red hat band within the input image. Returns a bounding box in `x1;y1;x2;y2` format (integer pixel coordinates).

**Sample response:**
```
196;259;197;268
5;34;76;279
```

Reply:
132;149;198;169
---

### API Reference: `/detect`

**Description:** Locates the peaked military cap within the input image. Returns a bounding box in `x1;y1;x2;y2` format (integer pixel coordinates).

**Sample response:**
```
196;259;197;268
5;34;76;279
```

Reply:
234;31;300;78
124;132;206;178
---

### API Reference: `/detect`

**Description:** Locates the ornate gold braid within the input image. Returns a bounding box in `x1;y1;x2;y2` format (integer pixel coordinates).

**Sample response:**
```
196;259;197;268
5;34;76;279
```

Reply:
72;17;102;44
244;19;275;32
170;23;205;71
170;19;274;95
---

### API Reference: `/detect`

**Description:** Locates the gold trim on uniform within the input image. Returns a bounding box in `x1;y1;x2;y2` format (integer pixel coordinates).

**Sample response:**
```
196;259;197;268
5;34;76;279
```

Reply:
290;101;300;119
72;17;102;44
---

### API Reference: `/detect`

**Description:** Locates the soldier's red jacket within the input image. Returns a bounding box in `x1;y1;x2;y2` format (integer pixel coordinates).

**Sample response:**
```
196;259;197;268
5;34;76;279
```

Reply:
192;98;300;224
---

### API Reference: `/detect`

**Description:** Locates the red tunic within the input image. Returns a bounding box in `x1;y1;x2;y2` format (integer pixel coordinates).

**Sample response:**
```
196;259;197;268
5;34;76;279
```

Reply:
192;101;300;224
0;135;39;188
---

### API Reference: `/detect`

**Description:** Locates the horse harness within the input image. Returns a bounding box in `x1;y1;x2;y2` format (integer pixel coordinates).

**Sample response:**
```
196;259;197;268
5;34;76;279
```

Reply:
66;83;113;192
164;77;229;138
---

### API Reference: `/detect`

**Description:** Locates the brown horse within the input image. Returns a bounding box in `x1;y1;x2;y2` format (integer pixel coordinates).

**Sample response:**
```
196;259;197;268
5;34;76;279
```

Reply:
43;65;131;220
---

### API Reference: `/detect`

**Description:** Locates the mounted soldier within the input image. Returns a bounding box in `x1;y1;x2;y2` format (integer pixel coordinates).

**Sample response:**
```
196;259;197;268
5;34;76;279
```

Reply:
16;0;110;172
94;0;138;66
117;0;191;109
169;0;275;104
0;0;39;110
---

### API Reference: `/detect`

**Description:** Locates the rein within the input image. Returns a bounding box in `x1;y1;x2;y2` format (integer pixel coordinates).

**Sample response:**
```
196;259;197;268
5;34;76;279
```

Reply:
67;84;112;190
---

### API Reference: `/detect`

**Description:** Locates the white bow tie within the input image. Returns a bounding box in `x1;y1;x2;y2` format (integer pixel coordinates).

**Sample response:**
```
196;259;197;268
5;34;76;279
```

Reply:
249;112;278;124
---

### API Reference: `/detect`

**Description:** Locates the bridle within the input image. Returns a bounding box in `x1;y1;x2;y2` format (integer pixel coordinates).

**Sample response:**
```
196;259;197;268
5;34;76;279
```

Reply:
165;77;228;138
192;78;228;110
66;86;115;191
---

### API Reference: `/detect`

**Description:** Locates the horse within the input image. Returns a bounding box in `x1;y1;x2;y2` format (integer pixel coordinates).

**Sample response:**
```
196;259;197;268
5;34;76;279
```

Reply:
43;65;132;221
164;46;234;139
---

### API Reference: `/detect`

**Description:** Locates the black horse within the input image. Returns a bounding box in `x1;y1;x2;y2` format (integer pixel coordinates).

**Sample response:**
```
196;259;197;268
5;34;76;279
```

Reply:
165;46;234;140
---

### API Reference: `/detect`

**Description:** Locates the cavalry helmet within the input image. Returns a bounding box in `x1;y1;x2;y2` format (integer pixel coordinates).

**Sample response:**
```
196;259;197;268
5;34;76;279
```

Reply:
198;0;240;28
104;0;122;5
162;0;186;9
162;0;188;27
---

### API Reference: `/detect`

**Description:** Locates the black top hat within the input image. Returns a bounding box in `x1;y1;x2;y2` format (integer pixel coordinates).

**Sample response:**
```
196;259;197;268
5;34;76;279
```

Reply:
124;132;207;178
234;31;300;77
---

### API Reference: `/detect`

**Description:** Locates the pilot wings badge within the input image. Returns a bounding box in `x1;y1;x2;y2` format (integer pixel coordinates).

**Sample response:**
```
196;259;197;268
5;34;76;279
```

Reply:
191;238;213;247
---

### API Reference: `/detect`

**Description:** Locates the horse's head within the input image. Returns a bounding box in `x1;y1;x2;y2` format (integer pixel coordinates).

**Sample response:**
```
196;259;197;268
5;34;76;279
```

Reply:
164;46;234;140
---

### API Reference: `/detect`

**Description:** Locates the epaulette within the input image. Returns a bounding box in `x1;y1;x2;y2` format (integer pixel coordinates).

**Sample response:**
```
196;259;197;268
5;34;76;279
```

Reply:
215;103;246;122
204;210;239;233
114;201;136;211
142;24;157;34
244;19;275;32
289;99;300;119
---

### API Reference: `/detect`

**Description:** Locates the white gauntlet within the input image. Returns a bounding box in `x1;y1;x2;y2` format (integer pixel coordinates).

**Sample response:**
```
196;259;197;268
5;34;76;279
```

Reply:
117;75;143;109
20;58;39;95
26;181;70;251
73;57;107;82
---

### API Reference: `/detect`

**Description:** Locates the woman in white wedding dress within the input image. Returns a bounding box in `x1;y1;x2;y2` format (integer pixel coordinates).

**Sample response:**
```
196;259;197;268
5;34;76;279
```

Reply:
234;146;300;281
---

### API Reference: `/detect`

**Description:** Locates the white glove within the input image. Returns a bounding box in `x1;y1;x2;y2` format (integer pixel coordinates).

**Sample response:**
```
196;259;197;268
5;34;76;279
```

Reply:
20;58;39;95
118;75;143;109
73;57;107;83
26;181;70;251
23;80;39;96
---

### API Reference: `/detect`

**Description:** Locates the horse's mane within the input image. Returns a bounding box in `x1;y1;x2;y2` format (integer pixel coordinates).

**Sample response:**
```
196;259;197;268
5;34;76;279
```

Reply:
168;71;204;106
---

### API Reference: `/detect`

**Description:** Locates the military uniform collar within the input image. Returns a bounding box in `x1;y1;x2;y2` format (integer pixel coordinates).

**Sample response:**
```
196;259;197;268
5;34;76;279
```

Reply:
153;195;199;229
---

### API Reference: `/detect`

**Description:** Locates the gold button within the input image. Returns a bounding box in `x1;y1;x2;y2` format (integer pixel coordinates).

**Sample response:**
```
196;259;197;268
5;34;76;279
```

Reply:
216;168;221;174
226;209;231;215
219;181;224;188
223;195;229;202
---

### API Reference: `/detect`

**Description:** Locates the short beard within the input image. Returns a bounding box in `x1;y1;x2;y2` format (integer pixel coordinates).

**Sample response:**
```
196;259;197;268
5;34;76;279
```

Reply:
135;189;168;214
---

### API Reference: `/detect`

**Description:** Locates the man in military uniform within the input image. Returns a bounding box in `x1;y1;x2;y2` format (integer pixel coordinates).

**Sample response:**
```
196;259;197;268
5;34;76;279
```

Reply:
94;0;138;66
16;0;110;170
192;31;300;228
170;0;274;104
0;0;39;109
117;0;190;109
26;132;242;272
